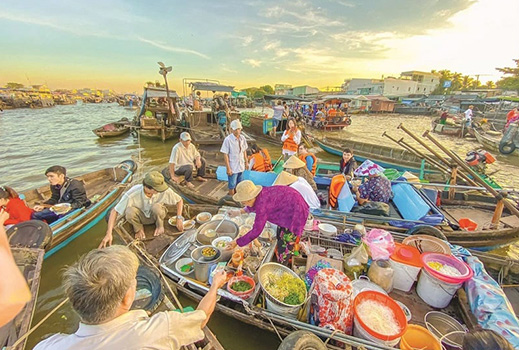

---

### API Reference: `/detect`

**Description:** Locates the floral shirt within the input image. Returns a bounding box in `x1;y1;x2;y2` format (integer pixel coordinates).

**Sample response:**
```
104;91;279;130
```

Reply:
237;186;309;247
358;176;392;204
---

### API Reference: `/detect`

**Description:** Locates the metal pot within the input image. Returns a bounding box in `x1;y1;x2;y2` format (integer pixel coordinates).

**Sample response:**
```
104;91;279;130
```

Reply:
191;245;221;283
196;220;239;245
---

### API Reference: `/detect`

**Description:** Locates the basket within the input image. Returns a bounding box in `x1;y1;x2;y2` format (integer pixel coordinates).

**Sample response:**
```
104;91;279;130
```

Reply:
402;234;451;255
227;275;255;300
258;263;307;318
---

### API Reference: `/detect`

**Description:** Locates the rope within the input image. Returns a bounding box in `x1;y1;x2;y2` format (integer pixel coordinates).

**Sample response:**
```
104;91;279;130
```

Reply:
266;315;284;342
11;298;69;348
323;329;341;346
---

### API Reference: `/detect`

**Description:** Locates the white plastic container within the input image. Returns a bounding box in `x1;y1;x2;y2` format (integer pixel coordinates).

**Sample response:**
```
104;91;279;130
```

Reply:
390;243;422;292
416;268;462;308
353;317;400;347
390;259;421;292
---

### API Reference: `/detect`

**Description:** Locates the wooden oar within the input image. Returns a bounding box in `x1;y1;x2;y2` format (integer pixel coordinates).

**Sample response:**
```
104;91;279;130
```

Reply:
423;130;519;221
272;155;283;171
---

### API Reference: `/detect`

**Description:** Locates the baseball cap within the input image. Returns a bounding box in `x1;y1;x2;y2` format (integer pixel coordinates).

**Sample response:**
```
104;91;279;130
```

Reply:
180;132;191;141
230;120;242;131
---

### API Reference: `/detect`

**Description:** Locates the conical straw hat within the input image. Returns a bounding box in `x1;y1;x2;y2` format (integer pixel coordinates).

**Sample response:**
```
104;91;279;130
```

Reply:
273;171;298;186
232;180;262;202
283;155;306;169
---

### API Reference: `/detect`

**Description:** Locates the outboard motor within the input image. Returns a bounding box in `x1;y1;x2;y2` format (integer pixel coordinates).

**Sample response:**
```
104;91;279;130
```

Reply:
466;149;495;174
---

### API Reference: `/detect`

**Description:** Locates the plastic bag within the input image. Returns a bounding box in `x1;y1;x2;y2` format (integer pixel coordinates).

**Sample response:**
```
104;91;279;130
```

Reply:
343;243;369;280
367;259;394;293
362;228;395;260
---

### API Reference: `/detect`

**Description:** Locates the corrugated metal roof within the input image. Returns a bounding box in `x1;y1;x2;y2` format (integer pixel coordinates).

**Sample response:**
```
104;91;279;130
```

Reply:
190;82;234;93
145;87;179;98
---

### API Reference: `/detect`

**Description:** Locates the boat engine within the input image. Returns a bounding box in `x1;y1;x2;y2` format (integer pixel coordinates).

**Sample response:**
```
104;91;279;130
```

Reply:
465;149;496;174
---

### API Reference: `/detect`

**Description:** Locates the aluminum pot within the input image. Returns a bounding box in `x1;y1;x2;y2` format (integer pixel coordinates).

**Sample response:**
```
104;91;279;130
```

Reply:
196;220;239;245
190;245;221;283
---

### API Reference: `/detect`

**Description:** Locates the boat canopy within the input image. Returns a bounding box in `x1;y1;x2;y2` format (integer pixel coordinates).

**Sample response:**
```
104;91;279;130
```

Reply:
144;87;179;99
263;94;307;101
190;82;235;93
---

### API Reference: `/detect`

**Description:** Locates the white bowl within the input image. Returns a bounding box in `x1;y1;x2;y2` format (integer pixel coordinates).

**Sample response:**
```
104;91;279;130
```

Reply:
318;223;337;236
212;236;233;248
211;214;225;221
196;212;212;224
51;203;72;214
231;216;244;226
168;217;196;230
175;257;194;275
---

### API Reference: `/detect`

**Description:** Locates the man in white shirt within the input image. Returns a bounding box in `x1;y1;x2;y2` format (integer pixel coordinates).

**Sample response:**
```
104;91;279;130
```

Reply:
169;132;207;189
220;119;248;195
34;245;226;350
99;171;183;247
464;105;473;127
273;171;320;210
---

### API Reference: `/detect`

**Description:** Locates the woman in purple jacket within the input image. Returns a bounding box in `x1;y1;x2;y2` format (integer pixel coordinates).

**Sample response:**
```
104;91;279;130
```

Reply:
228;180;309;265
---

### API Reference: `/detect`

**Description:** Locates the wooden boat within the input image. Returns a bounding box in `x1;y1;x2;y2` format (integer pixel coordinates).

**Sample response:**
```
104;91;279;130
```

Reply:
474;127;519;156
431;118;466;137
135;87;182;142
313;136;441;176
19;160;135;258
0;248;44;350
112;203;518;350
92;118;131;138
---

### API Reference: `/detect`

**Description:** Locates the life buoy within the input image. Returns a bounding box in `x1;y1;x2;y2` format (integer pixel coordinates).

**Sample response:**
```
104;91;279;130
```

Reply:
329;174;346;209
405;225;448;241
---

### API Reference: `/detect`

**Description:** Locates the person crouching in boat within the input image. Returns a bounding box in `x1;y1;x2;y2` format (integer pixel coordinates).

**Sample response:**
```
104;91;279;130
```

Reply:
0;186;33;228
273;171;320;210
297;144;317;176
247;143;273;172
31;165;90;224
283;155;317;191
281;118;301;161
168;132;207;189
351;160;392;205
99;171;183;247
33;245;227;350
340;148;357;180
227;180;309;265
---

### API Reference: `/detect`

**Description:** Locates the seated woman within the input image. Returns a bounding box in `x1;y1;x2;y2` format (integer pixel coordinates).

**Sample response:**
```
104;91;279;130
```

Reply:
351;160;392;205
248;143;273;172
0;186;33;227
339;148;357;180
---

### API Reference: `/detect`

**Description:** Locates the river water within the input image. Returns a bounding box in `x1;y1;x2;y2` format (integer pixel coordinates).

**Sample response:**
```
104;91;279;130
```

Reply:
1;104;517;349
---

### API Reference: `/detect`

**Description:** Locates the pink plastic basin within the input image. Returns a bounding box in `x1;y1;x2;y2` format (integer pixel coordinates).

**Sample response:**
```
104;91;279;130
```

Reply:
421;253;473;284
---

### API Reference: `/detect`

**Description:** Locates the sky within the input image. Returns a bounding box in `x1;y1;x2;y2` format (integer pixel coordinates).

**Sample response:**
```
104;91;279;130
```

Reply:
1;0;518;94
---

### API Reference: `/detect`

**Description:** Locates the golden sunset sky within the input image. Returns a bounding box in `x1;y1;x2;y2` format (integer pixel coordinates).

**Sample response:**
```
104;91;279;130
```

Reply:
1;0;518;94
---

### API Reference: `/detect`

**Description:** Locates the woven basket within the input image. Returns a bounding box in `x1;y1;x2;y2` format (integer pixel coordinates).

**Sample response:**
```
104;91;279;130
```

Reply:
258;263;307;314
402;234;451;255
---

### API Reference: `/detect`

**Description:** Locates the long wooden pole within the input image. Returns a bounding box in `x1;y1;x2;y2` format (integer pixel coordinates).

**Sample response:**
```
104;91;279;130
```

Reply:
423;130;519;218
398;123;451;166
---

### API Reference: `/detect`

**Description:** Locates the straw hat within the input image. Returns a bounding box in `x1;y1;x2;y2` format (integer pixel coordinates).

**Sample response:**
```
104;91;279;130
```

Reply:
232;180;262;202
283;155;306;169
353;160;385;177
273;171;298;186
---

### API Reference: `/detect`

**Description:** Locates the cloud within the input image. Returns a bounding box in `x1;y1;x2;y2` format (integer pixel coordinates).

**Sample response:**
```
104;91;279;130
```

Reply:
242;35;254;46
221;64;238;73
242;58;262;67
137;37;210;60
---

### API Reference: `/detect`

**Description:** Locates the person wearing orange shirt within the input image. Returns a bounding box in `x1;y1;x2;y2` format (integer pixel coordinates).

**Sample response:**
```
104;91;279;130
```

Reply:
248;144;273;172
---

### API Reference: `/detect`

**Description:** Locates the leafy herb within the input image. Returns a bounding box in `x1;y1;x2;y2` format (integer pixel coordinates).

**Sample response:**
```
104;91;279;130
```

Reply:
231;281;252;292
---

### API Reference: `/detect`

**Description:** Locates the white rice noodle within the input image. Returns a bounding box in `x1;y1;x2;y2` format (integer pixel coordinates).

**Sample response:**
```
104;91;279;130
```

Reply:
356;300;401;336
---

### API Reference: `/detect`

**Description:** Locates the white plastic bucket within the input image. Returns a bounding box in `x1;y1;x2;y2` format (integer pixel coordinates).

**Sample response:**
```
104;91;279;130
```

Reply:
416;269;462;308
353;317;400;347
390;259;421;292
265;295;301;319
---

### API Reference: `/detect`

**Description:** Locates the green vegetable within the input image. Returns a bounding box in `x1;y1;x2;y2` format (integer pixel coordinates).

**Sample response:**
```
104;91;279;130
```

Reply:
283;291;302;305
231;281;252;292
181;263;193;272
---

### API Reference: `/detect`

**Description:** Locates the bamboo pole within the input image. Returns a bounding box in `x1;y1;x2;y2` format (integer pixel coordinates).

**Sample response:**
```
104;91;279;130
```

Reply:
422;130;519;219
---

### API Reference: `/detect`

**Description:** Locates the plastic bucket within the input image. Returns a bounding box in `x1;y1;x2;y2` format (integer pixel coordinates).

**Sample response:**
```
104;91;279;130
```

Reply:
458;218;477;231
353;291;407;346
400;324;441;350
389;259;421;292
227;275;255;300
416;268;462;308
421;253;473;285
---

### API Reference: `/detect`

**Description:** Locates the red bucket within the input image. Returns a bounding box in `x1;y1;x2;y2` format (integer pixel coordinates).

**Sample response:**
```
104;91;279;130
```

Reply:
227;275;255;300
